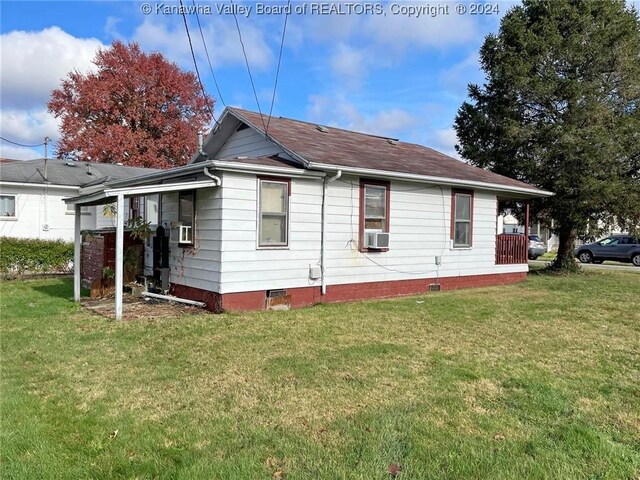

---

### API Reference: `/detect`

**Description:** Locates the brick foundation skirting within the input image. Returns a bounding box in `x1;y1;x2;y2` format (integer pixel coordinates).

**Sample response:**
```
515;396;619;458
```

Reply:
169;271;527;313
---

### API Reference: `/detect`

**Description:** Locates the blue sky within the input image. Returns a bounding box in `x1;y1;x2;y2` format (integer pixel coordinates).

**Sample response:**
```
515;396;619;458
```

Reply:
2;1;522;160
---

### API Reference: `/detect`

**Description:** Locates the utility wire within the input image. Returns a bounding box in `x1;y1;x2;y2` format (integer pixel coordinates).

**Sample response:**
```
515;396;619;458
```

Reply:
230;0;268;133
265;0;291;136
0;136;45;148
178;0;215;121
191;0;226;107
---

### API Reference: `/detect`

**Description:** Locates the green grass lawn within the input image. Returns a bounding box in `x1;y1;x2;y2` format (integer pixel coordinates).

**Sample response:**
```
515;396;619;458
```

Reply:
538;252;557;261
2;272;639;479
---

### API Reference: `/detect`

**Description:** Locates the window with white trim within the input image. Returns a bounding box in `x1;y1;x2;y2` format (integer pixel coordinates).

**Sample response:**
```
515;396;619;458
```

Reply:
0;195;16;218
258;179;289;247
178;191;195;245
452;190;473;247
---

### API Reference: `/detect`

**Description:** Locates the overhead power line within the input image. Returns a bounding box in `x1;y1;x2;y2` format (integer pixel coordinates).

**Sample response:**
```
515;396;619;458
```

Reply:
230;0;268;133
0;136;45;148
192;0;226;107
266;0;291;136
178;0;215;121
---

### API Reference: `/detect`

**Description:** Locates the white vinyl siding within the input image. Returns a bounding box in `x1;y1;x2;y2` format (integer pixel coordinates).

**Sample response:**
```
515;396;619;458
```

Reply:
212;172;525;295
216;127;283;159
158;173;526;298
322;176;525;286
218;172;323;293
161;182;222;292
0;184;101;240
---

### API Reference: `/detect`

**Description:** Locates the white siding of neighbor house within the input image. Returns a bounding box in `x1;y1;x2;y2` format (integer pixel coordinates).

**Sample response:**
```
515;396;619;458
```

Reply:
216;127;284;159
0;184;99;241
160;182;223;293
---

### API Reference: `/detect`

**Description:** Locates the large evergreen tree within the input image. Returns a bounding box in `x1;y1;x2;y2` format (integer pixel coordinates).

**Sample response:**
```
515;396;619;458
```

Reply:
455;0;640;270
49;41;214;169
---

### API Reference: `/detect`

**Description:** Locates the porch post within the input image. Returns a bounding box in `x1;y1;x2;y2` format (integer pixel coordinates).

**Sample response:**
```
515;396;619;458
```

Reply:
115;193;125;321
524;201;530;237
73;204;82;302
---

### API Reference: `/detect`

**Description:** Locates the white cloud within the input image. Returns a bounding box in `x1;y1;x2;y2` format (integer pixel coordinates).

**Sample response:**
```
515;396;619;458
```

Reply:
298;5;482;53
0;108;60;142
329;43;368;84
0;27;102;160
300;14;361;43
365;11;480;52
428;127;461;159
104;16;123;38
0;108;60;159
132;17;273;70
0;144;43;161
0;27;104;110
438;53;483;96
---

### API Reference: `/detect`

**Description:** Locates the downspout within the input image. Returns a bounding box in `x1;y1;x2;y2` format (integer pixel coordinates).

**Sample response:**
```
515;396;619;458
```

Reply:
321;170;342;295
42;186;49;233
199;131;221;186
203;167;221;186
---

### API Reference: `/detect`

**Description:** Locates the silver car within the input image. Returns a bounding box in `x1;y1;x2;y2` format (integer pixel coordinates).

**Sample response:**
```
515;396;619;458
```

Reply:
528;235;546;260
575;235;640;266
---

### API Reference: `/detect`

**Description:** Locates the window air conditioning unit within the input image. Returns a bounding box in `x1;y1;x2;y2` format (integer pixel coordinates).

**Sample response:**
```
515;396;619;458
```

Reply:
365;232;390;249
178;225;192;244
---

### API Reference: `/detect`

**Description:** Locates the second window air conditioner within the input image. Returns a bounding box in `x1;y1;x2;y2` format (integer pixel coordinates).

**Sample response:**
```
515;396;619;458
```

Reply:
365;232;390;249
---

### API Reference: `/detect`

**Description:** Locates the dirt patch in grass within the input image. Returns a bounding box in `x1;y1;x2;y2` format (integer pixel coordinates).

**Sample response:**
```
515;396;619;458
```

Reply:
81;296;205;320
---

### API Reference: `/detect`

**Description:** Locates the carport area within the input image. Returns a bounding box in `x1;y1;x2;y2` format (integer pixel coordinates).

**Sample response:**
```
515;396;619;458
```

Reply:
65;166;220;320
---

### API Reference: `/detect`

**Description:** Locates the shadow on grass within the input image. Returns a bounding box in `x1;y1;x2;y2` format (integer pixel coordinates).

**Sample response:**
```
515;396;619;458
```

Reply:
30;278;74;300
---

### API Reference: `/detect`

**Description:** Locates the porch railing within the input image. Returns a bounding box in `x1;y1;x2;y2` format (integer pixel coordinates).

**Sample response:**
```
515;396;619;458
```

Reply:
495;234;528;265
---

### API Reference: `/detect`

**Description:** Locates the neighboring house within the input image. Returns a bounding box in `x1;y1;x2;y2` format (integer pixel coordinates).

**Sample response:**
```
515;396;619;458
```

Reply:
67;107;553;318
0;158;159;241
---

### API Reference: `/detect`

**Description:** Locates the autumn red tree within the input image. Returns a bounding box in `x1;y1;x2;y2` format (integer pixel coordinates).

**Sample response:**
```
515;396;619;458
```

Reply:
48;41;214;169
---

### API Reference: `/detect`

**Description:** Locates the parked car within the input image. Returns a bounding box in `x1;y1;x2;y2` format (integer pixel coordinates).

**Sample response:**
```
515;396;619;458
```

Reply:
527;234;546;260
575;235;640;266
498;233;546;260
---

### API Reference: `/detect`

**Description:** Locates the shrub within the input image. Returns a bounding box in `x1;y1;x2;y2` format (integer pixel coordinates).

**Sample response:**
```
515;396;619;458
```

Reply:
0;237;74;276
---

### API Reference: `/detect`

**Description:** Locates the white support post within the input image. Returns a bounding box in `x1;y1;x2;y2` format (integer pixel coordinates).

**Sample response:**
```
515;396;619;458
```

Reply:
115;194;125;321
73;204;82;302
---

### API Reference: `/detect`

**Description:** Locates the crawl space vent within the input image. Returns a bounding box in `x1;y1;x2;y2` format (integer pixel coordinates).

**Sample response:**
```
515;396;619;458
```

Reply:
265;289;290;310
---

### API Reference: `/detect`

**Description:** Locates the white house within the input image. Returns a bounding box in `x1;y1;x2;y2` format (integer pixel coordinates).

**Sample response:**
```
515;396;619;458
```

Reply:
0;158;159;241
66;107;553;319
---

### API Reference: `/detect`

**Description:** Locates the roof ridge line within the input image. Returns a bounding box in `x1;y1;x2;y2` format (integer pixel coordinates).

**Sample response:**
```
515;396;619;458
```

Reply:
228;106;401;142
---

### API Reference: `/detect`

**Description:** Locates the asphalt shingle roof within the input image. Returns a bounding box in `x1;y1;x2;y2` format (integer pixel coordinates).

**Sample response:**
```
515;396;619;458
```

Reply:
229;108;542;192
0;159;160;188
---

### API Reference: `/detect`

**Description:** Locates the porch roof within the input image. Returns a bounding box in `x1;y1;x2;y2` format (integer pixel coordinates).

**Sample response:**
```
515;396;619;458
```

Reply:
64;158;326;206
